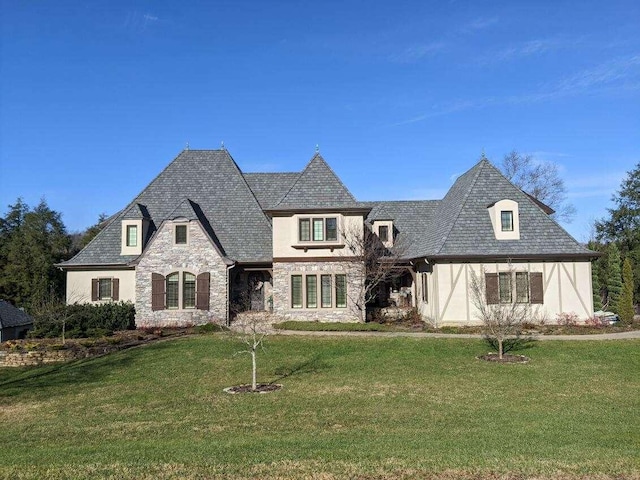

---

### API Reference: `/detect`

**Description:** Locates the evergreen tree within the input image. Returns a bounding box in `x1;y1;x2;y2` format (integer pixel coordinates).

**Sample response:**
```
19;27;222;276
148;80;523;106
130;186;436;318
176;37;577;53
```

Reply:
592;260;603;311
606;243;622;313
619;258;635;324
596;162;640;303
0;199;71;311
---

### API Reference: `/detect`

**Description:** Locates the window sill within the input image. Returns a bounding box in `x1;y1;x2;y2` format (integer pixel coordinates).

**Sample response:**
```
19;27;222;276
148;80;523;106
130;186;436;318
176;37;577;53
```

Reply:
292;243;345;252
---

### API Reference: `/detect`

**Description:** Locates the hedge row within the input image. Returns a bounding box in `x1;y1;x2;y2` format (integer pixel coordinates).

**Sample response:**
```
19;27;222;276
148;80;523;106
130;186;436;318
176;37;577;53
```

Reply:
30;302;136;339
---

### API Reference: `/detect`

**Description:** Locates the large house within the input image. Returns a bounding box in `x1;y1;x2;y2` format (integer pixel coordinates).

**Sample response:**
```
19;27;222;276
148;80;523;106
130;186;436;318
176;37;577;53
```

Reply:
60;149;597;327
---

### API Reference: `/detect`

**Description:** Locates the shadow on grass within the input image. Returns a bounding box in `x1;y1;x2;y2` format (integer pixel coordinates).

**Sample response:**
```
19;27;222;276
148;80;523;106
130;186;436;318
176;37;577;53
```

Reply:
484;336;538;354
270;354;331;384
0;351;134;400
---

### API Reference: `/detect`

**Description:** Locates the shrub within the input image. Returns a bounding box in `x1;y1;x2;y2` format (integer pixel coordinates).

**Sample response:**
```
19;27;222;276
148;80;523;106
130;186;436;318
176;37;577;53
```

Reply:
585;316;607;328
195;322;226;334
30;302;136;339
556;312;579;326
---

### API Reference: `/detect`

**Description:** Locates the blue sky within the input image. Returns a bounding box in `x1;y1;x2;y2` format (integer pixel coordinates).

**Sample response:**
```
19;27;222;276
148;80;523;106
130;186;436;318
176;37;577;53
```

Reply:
1;0;638;242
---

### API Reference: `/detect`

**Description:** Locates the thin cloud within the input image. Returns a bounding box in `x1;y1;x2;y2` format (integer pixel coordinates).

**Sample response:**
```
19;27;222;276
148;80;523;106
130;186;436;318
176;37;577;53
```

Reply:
391;54;640;126
390;42;446;63
123;11;160;32
481;37;582;64
465;16;499;32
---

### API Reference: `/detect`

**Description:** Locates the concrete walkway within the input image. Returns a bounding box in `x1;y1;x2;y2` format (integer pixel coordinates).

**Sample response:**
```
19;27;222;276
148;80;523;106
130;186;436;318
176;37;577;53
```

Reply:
272;328;640;341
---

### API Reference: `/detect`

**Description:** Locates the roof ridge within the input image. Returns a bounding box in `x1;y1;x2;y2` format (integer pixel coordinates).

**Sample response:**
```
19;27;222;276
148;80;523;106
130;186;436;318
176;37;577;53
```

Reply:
433;160;487;255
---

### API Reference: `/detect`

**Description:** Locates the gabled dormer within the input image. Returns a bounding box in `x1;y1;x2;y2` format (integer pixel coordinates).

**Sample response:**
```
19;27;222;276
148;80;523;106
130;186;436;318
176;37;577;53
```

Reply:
487;199;520;240
120;203;151;256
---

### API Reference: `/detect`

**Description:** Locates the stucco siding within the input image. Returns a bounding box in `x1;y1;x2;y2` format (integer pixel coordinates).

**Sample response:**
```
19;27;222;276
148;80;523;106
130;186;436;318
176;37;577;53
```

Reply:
66;269;136;304
421;261;594;326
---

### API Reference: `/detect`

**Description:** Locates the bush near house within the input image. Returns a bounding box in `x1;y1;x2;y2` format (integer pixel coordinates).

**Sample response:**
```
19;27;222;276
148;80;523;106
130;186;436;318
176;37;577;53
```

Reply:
29;302;135;339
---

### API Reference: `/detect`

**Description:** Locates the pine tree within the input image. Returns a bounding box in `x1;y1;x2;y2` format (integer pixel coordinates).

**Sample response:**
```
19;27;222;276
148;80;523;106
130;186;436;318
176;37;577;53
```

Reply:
592;260;603;311
619;258;635;324
606;243;622;313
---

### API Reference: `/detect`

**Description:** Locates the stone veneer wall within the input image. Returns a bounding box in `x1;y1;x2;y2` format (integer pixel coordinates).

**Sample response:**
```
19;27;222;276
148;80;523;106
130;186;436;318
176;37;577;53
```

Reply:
135;221;228;327
272;261;365;322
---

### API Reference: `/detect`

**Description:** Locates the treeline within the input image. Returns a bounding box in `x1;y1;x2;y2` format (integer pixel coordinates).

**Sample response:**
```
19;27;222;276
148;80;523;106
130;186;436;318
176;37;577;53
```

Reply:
0;198;106;312
590;162;639;323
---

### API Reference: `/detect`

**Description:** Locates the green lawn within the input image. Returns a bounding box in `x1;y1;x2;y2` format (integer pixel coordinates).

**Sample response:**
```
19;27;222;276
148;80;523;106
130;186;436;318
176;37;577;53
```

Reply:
1;334;638;479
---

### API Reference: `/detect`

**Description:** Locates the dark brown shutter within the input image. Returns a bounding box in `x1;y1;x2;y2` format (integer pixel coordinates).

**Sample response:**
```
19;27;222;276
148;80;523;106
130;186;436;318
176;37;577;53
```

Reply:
485;273;499;304
112;278;120;301
196;272;210;310
91;279;99;302
152;273;166;311
530;272;544;304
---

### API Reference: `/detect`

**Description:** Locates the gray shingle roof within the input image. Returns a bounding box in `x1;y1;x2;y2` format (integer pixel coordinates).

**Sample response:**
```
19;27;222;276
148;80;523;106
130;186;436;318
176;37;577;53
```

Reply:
270;154;360;210
0;300;34;328
61;150;274;266
416;159;593;258
243;172;299;209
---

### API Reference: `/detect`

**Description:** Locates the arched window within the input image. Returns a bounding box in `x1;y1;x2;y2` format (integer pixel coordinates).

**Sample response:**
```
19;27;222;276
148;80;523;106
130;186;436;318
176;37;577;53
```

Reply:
166;273;179;309
183;272;196;309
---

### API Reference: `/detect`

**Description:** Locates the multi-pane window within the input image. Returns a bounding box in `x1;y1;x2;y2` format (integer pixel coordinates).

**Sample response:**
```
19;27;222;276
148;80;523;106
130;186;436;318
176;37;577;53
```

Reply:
378;225;389;243
299;218;311;242
126;225;138;247
501;211;514;232
291;275;303;308
306;275;317;308
321;275;332;308
298;217;338;242
421;273;428;303
166;273;180;309
292;274;347;309
183;272;196;309
498;272;512;303
99;278;112;300
335;274;347;308
175;225;188;245
515;272;530;303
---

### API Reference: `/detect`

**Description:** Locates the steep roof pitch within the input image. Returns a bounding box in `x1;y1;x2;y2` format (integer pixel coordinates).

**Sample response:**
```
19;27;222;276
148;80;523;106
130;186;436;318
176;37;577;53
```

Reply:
0;300;34;328
367;201;440;259
270;153;360;210
415;159;593;258
243;172;300;209
61;150;274;266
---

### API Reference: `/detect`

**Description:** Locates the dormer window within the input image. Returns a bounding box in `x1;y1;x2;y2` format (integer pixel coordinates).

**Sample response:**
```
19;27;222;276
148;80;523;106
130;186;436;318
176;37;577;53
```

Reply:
120;219;143;255
378;225;389;242
488;200;520;240
126;225;138;247
500;211;514;232
372;220;394;247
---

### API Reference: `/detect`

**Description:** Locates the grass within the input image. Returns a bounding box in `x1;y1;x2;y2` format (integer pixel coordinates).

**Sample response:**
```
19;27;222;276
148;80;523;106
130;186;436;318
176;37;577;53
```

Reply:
273;320;408;331
1;334;639;479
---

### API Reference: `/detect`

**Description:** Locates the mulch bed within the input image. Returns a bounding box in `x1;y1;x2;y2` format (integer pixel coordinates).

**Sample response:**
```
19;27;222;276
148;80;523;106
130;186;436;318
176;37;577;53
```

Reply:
223;383;282;394
477;353;530;363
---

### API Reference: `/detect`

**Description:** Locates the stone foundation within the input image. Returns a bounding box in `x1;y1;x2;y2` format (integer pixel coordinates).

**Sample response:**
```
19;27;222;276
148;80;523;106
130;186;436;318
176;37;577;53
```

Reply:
0;350;84;367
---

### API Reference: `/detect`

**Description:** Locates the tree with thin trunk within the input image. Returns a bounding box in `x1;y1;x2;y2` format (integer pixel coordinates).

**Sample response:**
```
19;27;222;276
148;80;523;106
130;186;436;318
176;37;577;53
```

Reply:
606;243;622;313
233;313;269;391
341;223;408;322
469;268;532;359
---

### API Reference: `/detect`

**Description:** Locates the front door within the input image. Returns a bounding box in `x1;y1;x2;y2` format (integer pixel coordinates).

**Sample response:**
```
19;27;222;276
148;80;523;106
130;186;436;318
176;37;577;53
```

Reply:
248;272;265;311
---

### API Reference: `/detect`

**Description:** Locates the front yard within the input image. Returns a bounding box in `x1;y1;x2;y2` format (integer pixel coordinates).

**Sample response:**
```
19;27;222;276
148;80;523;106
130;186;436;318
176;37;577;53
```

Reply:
0;334;638;479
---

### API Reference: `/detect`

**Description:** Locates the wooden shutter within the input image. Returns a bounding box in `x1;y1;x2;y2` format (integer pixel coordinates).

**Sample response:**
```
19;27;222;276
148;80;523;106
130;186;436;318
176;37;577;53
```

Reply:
91;279;99;301
196;272;210;310
152;273;166;311
112;278;120;301
485;273;499;304
530;272;544;304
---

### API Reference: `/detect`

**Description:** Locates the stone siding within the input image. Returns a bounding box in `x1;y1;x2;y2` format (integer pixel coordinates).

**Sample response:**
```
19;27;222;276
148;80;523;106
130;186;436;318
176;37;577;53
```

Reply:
0;350;83;367
272;261;365;322
135;221;228;327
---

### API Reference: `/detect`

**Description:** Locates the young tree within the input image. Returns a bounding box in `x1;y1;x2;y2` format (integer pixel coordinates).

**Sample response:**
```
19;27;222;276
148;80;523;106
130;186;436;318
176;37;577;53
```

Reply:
233;313;270;391
606;243;622;313
469;268;531;359
619;258;635;324
341;224;408;322
501;151;576;223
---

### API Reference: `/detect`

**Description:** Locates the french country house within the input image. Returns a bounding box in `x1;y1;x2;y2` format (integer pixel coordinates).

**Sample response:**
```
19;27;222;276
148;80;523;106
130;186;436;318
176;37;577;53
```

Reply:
59;149;597;327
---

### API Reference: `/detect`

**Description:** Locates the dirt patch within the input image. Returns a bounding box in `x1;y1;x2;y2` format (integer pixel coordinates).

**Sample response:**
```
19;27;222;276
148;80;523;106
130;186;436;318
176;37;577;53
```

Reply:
223;383;282;394
477;353;530;363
